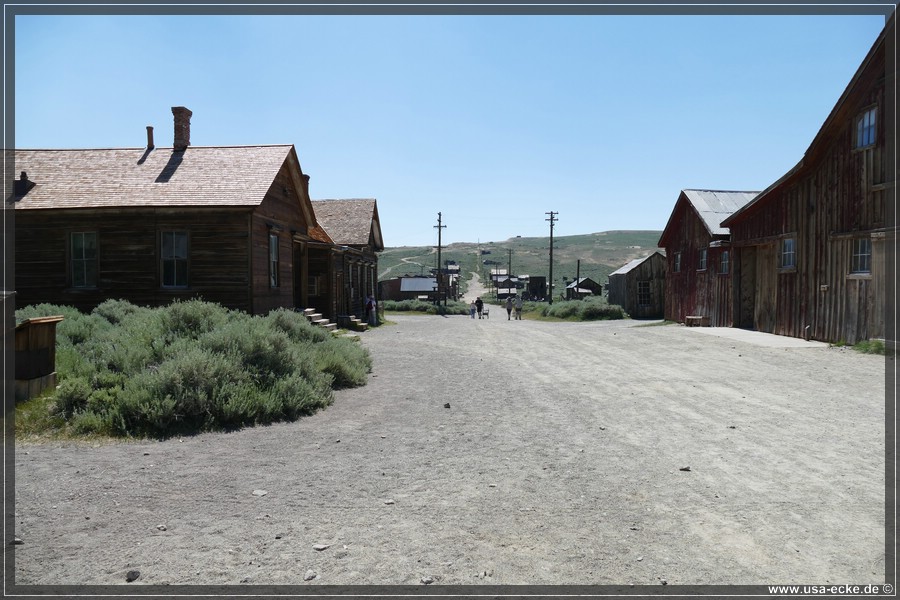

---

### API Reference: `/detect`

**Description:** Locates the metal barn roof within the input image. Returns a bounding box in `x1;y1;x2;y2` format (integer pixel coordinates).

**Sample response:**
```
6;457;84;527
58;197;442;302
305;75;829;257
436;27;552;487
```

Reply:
400;277;438;292
610;251;665;276
682;189;760;236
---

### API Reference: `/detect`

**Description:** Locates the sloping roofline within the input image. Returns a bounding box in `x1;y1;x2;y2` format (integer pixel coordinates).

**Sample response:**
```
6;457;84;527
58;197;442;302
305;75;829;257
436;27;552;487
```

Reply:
722;10;894;228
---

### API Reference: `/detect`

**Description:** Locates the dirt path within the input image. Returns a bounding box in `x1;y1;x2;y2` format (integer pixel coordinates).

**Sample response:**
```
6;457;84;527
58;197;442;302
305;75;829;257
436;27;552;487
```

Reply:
462;271;489;303
12;315;886;589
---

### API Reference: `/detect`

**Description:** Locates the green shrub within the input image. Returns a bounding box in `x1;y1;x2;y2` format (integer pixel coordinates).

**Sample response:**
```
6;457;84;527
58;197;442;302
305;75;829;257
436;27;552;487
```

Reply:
538;298;626;321
382;299;469;315
16;299;371;439
266;308;330;343
160;298;230;339
853;339;887;355
93;298;147;325
55;376;92;417
315;338;372;388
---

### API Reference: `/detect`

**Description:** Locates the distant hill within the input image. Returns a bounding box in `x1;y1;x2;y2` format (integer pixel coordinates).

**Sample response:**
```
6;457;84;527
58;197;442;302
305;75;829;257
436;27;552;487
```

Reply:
379;231;664;297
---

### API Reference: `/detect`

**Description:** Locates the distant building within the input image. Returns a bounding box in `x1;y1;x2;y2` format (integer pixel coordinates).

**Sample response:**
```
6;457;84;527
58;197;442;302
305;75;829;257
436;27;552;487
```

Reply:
565;277;602;300
379;276;438;302
607;251;666;319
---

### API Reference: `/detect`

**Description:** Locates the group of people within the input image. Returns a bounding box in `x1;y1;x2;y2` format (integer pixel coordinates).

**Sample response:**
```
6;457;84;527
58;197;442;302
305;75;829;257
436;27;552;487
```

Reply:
469;295;523;320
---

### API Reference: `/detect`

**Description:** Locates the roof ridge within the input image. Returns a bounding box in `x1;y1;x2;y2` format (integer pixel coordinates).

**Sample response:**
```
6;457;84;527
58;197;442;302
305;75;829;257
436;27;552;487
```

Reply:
683;188;760;194
16;144;293;151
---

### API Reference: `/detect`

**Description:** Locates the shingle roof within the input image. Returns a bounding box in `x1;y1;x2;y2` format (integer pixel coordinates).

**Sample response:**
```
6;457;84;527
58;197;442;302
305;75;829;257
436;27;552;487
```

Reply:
681;189;759;236
13;145;296;210
311;199;383;249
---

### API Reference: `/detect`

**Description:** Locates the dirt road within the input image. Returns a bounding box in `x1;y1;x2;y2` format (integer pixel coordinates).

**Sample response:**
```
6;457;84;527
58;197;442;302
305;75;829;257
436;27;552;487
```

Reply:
11;314;886;590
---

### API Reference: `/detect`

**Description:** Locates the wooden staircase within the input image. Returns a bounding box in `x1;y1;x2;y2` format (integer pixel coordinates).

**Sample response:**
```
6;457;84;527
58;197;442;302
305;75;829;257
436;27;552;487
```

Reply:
302;308;337;332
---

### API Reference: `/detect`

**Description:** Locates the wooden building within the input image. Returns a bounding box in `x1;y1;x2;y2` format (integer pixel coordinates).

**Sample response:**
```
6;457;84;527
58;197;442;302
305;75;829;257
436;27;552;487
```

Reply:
309;199;384;320
721;13;894;344
379;276;438;302
564;277;602;300
607;251;666;319
13;107;322;315
658;189;759;325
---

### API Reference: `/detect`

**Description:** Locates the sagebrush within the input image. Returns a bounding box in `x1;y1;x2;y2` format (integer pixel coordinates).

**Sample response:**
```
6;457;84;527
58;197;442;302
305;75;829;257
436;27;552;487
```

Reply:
16;299;372;438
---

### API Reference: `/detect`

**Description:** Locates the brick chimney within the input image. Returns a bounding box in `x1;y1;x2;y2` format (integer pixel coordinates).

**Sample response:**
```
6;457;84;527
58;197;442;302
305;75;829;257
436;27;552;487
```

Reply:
146;125;154;149
172;106;192;151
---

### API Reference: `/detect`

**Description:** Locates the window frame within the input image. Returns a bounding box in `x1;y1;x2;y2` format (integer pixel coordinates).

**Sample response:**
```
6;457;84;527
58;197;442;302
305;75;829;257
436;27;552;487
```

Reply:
70;231;99;288
854;106;877;149
778;237;797;271
269;232;280;288
637;280;651;308
673;252;682;273
160;230;190;288
697;247;707;271
720;250;730;275
850;237;872;275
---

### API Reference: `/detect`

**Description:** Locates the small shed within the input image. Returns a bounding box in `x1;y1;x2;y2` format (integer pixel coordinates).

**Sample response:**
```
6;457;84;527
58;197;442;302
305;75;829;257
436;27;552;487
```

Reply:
15;315;64;402
565;277;602;300
607;251;666;319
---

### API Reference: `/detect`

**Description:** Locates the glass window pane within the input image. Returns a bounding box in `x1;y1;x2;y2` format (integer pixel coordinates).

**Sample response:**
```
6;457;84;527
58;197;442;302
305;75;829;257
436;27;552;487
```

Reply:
72;233;84;258
174;233;188;259
84;260;97;286
162;232;173;259
73;261;85;287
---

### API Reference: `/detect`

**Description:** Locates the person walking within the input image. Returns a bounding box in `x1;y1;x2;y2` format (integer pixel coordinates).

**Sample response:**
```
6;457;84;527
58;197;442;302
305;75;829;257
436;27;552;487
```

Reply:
505;296;513;320
475;297;484;319
514;294;523;320
469;300;476;319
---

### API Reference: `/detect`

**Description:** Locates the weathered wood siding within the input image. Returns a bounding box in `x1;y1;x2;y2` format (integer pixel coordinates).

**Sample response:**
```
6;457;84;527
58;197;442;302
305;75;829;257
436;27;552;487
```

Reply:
606;253;665;319
15;207;254;313
250;166;310;314
661;201;734;326
728;28;889;344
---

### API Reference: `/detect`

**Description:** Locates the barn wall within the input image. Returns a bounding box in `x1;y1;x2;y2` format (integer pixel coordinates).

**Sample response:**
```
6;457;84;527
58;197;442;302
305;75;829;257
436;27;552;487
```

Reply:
728;35;888;343
661;202;733;326
608;254;666;319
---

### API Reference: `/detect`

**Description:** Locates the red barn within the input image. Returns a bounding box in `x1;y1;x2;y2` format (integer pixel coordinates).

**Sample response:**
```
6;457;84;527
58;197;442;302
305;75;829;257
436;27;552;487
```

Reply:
658;189;758;326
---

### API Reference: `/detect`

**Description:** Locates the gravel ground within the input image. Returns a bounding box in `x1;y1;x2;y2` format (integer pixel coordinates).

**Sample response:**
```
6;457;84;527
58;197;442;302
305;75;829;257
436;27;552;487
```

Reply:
11;311;887;591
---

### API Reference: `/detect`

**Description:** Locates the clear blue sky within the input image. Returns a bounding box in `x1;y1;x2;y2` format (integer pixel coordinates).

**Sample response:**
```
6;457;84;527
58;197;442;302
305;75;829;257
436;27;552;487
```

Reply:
13;10;890;247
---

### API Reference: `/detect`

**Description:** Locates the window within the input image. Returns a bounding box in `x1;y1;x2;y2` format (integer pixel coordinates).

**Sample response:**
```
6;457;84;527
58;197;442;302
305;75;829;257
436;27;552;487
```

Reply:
851;238;872;274
698;248;707;271
308;275;319;296
779;238;796;269
71;232;98;288
161;231;189;287
720;250;730;275
854;107;877;149
269;233;280;288
674;252;682;273
637;281;651;308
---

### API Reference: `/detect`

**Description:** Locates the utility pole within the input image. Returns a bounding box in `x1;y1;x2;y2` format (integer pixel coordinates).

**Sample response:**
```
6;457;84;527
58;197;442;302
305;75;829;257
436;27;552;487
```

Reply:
546;211;557;305
434;212;446;306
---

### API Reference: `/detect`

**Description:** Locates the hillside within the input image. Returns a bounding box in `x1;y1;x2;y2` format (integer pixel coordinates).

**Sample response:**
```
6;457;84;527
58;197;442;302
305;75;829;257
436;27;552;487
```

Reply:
379;231;664;298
